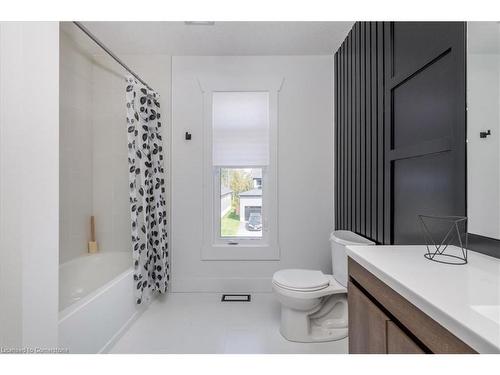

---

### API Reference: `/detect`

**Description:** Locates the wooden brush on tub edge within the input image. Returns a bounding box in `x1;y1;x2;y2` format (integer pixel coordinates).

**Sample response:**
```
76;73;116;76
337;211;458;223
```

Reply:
88;215;98;253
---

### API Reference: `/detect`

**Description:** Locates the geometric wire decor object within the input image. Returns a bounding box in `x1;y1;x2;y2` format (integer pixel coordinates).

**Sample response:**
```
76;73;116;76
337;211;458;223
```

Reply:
418;215;468;265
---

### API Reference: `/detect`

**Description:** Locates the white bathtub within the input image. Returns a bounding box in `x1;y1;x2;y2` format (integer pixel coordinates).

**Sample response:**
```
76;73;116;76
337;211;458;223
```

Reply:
58;252;144;353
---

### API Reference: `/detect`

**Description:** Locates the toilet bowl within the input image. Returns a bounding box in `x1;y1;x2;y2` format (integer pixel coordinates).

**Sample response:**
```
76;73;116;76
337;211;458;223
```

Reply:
272;231;375;343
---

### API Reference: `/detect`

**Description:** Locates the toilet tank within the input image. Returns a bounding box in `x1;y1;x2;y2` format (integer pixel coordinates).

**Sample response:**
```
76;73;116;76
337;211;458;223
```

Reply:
330;230;375;287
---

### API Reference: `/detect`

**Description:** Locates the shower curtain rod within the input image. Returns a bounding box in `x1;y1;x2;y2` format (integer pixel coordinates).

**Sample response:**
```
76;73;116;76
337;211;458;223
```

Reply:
72;21;154;92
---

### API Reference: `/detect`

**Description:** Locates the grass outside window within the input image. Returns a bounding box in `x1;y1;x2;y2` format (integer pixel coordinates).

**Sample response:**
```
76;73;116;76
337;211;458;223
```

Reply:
221;210;240;236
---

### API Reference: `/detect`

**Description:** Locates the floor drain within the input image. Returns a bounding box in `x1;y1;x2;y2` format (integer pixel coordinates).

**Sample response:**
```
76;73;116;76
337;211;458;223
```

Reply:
221;294;251;302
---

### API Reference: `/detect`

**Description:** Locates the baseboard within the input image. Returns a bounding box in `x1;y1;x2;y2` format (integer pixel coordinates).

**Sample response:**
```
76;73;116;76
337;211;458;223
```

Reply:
171;277;272;293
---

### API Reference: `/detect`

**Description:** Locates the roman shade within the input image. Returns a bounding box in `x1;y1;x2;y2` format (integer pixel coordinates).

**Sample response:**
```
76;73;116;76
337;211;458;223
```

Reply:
212;91;269;166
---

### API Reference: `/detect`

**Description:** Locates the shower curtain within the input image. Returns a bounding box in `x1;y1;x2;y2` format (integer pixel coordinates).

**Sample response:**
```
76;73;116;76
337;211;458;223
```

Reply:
125;76;169;304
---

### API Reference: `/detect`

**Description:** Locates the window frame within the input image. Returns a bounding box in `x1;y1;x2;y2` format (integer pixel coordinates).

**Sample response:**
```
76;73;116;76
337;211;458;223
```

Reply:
200;77;282;261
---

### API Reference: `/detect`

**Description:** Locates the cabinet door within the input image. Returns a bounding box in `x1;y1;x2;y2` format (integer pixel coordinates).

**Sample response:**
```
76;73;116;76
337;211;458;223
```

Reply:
387;321;425;354
348;281;390;354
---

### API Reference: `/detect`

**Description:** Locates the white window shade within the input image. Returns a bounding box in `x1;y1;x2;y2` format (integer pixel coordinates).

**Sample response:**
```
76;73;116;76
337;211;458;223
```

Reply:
213;91;270;166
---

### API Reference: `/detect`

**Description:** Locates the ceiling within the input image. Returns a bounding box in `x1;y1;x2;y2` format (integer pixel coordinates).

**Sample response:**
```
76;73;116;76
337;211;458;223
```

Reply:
61;21;354;56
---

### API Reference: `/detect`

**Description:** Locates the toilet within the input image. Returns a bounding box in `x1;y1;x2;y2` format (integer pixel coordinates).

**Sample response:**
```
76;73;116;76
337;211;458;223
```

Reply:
272;230;375;343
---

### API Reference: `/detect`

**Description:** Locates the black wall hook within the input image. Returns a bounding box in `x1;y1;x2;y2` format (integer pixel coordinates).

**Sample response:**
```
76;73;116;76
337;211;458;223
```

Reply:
480;130;491;138
185;131;192;140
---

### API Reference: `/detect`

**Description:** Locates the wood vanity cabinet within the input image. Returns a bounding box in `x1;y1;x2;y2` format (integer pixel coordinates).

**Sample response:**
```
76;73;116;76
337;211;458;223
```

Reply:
349;281;392;353
386;321;425;354
347;257;476;354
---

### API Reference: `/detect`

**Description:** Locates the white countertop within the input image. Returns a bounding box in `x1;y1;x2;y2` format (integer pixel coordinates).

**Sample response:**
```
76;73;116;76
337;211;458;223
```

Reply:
346;245;500;353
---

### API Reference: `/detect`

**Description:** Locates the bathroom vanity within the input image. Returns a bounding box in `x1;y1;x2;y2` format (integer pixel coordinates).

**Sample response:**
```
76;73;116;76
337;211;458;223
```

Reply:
346;245;500;354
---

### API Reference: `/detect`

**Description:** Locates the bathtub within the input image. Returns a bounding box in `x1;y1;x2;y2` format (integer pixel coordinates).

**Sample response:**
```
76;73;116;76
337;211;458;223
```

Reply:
58;252;144;353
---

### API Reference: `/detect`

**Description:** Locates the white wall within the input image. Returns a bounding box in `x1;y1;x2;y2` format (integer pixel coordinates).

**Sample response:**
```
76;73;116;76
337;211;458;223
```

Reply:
60;23;172;264
0;21;59;349
90;54;172;256
90;56;131;256
467;53;500;238
171;56;333;292
59;30;94;263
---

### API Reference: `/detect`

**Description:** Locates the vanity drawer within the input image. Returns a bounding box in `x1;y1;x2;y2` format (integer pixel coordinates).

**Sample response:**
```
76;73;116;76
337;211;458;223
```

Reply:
348;282;390;353
348;281;425;354
387;321;425;354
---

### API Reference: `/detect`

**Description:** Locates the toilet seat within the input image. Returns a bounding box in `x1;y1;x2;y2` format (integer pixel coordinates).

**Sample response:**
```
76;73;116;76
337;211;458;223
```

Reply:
272;269;330;292
273;276;346;300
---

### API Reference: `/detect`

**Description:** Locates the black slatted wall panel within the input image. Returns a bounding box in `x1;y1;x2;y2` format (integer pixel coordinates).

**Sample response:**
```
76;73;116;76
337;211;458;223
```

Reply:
334;22;386;244
335;22;472;251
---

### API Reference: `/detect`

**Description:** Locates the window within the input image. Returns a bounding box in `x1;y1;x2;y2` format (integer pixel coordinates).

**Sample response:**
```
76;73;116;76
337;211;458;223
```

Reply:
202;87;279;260
213;92;269;244
219;167;263;238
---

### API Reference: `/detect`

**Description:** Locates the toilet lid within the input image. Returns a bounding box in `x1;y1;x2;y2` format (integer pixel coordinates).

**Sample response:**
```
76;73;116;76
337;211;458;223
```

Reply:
272;269;330;291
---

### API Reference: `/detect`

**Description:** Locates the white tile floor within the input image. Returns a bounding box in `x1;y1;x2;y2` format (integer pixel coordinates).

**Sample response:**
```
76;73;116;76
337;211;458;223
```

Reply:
110;293;348;354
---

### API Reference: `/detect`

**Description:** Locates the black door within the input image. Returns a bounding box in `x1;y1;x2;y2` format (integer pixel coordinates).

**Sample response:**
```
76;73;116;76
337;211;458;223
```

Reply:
385;22;466;244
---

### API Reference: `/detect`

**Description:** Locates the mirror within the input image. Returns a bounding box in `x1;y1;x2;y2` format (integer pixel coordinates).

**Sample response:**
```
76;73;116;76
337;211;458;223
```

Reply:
467;22;500;240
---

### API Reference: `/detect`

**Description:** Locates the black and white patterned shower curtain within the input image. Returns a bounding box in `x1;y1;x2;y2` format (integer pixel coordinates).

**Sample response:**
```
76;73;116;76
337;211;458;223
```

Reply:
126;76;169;304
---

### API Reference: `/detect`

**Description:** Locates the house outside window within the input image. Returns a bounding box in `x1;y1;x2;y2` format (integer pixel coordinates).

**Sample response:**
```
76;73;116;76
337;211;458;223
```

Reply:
219;167;263;238
252;169;262;189
220;186;232;218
